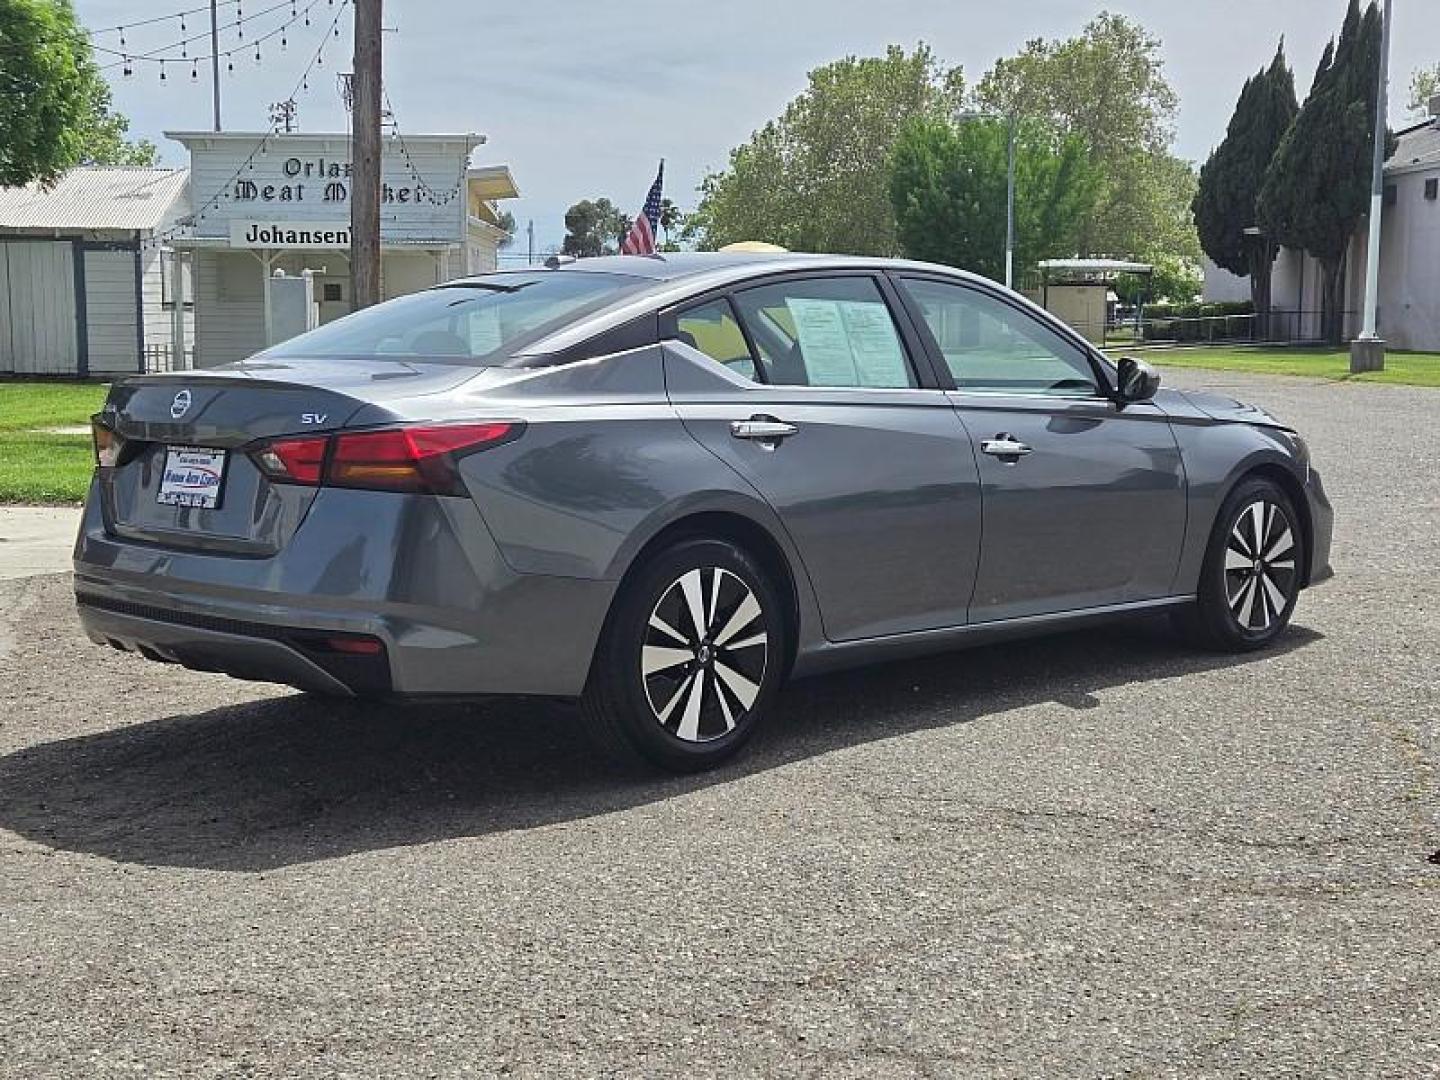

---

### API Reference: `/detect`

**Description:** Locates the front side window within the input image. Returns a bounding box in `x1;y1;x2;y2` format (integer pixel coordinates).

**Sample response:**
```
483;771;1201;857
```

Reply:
731;276;916;389
899;277;1098;395
674;298;758;381
262;271;648;366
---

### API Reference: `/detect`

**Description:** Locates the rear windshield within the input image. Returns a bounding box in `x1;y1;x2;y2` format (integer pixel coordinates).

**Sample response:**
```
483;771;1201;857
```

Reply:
261;271;647;366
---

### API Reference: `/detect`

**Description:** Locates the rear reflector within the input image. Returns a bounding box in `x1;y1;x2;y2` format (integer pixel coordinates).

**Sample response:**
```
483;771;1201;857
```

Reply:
319;635;385;655
249;422;520;495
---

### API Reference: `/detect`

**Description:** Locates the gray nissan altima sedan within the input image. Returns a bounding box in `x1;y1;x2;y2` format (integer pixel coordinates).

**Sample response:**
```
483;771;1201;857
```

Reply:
75;252;1333;771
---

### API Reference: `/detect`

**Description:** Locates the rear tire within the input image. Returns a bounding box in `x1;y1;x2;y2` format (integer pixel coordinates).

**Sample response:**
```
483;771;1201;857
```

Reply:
582;537;786;772
1175;476;1305;652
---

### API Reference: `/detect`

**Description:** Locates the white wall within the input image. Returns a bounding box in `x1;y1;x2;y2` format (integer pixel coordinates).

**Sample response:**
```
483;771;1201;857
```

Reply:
382;251;444;300
0;240;78;376
1348;167;1440;351
82;249;139;375
1201;257;1251;304
194;249;264;368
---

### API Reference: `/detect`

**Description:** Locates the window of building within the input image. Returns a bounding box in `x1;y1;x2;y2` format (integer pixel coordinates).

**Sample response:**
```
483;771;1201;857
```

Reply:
1425;177;1438;201
1383;184;1398;207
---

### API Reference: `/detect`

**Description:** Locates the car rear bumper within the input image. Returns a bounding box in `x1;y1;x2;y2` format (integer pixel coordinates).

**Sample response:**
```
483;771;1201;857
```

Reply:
72;481;616;698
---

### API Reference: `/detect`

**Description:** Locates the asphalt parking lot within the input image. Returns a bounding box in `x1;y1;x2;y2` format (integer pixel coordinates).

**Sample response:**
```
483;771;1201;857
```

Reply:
1;368;1436;1079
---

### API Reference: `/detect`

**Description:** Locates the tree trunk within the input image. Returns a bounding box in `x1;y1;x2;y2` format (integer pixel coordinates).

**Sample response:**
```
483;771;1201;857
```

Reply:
1248;240;1276;341
1318;256;1347;347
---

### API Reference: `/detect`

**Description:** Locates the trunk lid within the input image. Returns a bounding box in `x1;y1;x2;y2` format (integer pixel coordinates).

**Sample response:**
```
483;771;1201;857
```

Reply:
96;358;475;554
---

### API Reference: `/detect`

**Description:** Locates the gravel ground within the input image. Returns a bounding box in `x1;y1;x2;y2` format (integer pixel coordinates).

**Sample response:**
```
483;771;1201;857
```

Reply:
1;369;1436;1079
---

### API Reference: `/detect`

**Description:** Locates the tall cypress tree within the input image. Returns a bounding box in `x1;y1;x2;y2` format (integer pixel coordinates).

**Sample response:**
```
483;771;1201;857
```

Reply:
1194;43;1298;332
1257;0;1389;345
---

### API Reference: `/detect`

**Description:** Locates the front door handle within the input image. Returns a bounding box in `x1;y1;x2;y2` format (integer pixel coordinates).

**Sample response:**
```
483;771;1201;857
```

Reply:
980;435;1033;461
731;417;798;442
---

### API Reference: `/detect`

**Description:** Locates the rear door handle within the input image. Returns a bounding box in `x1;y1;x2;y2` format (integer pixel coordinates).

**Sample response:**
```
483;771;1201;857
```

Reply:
731;417;798;442
980;435;1033;460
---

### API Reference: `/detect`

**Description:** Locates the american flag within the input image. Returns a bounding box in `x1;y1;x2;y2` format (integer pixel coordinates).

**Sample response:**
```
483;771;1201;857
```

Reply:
620;160;664;255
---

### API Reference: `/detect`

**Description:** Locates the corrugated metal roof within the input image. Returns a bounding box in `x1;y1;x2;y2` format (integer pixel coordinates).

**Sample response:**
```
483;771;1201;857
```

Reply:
0;167;189;231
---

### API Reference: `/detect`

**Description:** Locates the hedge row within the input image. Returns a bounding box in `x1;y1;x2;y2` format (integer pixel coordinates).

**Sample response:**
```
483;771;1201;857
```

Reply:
1139;301;1256;320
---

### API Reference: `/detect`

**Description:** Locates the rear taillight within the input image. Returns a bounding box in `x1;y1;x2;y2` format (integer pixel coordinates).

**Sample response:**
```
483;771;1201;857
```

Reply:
92;418;123;468
249;422;520;495
253;434;328;484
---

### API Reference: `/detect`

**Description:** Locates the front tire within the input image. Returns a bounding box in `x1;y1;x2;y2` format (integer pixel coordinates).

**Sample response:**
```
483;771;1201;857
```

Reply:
582;538;786;772
1177;476;1305;651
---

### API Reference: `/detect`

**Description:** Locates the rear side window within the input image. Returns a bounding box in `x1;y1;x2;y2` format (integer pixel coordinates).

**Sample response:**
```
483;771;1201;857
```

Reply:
675;298;758;381
262;271;648;366
731;277;916;388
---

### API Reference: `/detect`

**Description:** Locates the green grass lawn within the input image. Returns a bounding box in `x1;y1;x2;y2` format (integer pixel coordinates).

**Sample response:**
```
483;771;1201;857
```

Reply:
1147;347;1440;387
0;382;109;504
0;381;109;432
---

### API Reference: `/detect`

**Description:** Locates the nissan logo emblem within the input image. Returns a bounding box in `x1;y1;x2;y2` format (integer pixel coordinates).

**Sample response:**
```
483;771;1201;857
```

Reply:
170;389;192;420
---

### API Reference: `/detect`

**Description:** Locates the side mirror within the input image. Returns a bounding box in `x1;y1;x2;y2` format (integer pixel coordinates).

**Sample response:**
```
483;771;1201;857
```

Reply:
1116;356;1160;404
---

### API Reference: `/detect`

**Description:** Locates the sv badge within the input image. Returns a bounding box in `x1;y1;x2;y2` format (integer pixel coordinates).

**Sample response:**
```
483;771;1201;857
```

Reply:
300;413;329;425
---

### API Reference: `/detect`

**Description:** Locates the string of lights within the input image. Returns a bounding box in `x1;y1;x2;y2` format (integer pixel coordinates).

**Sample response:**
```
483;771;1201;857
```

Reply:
96;0;336;75
144;0;353;250
85;0;241;36
383;93;469;208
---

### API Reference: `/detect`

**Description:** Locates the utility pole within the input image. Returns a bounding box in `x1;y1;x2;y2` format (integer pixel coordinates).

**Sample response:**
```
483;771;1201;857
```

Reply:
1004;113;1016;291
1351;0;1392;373
350;0;383;310
959;110;1019;290
527;219;534;266
209;0;222;131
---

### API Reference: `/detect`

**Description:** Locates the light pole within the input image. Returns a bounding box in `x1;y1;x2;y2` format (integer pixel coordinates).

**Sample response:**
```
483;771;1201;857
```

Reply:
1352;0;1392;373
958;110;1017;290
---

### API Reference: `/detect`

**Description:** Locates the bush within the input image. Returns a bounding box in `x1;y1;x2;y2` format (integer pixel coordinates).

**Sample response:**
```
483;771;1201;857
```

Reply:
1140;300;1256;342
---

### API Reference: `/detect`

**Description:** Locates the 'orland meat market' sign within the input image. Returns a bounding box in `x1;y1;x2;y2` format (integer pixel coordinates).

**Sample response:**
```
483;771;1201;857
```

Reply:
167;130;482;248
232;158;428;204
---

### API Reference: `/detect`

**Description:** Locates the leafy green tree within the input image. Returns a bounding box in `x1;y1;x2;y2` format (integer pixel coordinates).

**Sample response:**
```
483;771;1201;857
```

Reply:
561;198;631;257
888;116;1100;284
1193;42;1298;327
691;45;965;254
1113;253;1202;305
657;198;683;244
1258;0;1391;345
495;209;517;250
1409;64;1439;118
973;12;1199;265
0;0;156;187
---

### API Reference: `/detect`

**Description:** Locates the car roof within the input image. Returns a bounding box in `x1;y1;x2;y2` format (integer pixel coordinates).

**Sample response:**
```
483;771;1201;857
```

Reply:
452;251;976;285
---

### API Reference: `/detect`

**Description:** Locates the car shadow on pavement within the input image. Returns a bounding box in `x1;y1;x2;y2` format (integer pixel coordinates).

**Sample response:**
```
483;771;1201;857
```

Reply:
0;617;1322;872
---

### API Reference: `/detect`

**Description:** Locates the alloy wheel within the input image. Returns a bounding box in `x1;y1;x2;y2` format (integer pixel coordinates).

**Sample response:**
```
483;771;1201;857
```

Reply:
1223;499;1298;632
640;566;769;743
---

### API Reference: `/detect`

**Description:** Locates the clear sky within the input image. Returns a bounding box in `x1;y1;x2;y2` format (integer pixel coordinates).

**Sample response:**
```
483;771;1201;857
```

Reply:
73;0;1434;253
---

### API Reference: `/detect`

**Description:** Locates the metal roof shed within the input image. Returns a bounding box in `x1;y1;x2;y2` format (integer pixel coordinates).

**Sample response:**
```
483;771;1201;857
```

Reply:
0;168;192;377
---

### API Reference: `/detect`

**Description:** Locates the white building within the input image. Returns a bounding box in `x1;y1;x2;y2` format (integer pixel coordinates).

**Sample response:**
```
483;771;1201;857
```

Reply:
1204;100;1440;350
0;131;518;376
166;130;518;368
0;167;192;376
